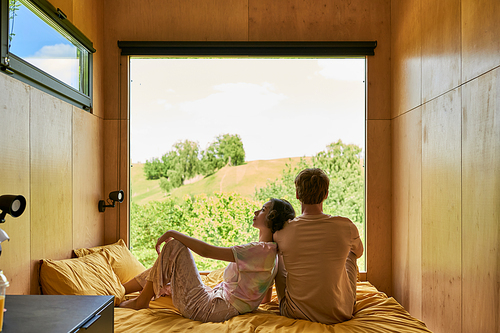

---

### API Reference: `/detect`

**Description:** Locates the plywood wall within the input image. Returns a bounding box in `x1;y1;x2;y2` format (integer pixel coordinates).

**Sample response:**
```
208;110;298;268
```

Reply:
391;0;500;332
0;0;105;294
102;0;393;295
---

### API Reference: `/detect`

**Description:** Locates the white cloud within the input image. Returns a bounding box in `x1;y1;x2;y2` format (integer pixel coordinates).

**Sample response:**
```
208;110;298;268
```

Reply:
24;58;79;89
180;82;287;116
317;59;365;82
156;99;173;110
22;43;79;88
30;43;76;59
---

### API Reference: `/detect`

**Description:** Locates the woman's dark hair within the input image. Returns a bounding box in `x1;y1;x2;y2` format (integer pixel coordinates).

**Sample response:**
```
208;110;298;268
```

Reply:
266;198;296;234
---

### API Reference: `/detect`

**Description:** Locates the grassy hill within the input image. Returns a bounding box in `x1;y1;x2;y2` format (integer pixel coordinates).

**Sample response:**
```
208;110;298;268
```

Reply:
131;157;311;205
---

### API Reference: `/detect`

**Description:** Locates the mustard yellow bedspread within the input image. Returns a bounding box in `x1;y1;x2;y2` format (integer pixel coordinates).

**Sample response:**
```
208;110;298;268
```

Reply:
114;280;432;333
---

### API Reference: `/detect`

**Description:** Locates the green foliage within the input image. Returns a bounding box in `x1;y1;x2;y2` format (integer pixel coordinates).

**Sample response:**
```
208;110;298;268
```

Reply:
130;193;259;270
144;139;201;186
144;135;246;192
143;157;163;180
8;1;22;43
313;140;364;226
202;134;245;176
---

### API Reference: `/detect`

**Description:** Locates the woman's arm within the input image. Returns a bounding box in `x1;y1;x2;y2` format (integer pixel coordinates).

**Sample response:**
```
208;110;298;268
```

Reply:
156;230;235;262
261;284;273;304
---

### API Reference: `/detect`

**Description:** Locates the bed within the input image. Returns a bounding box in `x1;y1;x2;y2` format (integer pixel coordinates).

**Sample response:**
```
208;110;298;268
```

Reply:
39;240;433;333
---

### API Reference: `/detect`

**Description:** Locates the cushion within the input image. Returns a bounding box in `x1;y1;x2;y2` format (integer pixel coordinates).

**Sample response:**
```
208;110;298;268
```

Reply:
201;267;225;288
74;239;146;284
40;251;125;305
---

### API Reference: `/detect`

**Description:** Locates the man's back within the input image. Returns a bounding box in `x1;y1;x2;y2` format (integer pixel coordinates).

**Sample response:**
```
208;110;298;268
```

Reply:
274;214;363;324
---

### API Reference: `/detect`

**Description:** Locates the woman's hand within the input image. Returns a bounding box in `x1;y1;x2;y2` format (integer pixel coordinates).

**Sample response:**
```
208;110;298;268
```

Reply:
156;231;173;255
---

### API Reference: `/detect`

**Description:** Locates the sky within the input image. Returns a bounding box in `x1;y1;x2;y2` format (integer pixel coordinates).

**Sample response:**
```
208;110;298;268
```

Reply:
130;57;366;163
9;3;80;89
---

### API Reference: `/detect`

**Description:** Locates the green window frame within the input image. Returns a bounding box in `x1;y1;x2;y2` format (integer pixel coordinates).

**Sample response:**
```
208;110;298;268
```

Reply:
0;0;95;110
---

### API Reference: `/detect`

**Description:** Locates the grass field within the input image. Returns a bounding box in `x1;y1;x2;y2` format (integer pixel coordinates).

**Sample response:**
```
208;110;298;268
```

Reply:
130;157;311;205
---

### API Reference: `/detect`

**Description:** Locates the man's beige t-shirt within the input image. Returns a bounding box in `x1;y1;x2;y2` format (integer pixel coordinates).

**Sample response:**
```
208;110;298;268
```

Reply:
273;214;364;324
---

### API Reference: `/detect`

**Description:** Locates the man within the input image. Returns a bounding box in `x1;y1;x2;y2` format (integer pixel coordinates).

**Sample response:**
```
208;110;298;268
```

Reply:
273;168;364;324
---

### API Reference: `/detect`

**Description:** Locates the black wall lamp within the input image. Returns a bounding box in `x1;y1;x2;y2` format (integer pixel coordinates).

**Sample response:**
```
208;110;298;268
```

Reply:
0;195;26;223
98;190;124;212
0;194;27;256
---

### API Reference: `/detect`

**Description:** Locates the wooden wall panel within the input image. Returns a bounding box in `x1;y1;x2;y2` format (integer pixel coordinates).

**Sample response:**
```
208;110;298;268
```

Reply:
421;0;461;102
462;67;500;333
0;74;31;294
47;0;73;22
462;0;500;82
392;107;422;319
30;88;73;294
249;0;390;41
101;118;130;245
105;0;248;42
103;119;118;245
421;88;461;333
366;119;392;294
73;109;104;250
391;0;421;117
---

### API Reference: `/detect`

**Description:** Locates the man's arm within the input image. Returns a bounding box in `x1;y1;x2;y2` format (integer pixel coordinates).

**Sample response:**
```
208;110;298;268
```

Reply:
274;254;287;302
156;230;235;262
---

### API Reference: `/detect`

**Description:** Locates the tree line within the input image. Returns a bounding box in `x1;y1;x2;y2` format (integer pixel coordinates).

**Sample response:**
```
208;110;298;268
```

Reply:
131;139;365;271
143;134;245;193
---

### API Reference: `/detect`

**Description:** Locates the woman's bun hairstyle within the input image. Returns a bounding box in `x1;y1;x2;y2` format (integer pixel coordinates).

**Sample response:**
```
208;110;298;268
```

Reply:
266;198;296;233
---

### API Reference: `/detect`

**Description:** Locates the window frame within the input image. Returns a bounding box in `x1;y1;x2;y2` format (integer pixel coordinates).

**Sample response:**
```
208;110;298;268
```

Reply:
0;0;95;110
121;41;376;273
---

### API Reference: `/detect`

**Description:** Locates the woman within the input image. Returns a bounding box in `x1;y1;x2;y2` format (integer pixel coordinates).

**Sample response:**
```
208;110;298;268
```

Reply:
119;198;295;323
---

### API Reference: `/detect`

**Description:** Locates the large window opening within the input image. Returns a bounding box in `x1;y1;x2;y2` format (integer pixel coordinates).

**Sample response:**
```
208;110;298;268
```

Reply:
129;56;367;272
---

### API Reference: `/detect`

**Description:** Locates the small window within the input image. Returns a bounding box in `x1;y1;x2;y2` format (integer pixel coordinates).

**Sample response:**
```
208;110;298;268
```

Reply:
1;0;95;110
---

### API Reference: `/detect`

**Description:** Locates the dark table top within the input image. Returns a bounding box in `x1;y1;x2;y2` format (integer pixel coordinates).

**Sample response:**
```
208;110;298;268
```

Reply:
2;295;114;333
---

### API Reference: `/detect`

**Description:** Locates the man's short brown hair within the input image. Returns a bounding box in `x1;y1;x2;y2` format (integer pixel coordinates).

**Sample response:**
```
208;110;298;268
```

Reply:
294;168;330;204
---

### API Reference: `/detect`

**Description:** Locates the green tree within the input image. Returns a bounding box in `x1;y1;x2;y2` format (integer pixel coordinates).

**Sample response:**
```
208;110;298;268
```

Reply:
146;140;202;191
313;140;364;225
202;134;245;175
143;157;163;180
170;140;202;182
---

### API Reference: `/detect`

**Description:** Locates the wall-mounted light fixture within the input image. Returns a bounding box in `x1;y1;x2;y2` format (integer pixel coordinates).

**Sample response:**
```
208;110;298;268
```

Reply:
0;195;26;223
98;190;124;212
0;195;27;256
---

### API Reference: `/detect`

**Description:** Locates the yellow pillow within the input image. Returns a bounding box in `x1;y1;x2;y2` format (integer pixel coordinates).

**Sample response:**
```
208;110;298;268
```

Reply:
201;267;225;288
40;252;125;305
74;239;146;283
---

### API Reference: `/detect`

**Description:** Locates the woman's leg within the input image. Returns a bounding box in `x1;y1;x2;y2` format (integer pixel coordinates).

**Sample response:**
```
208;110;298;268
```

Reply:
120;240;208;313
119;280;155;309
122;277;143;294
